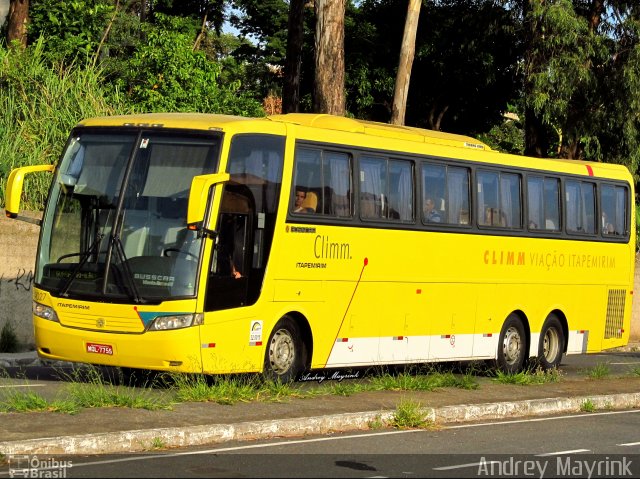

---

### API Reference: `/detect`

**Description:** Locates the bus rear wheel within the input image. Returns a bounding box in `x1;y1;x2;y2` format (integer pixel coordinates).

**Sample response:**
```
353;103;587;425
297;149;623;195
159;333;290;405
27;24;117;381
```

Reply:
537;315;564;370
496;314;527;374
263;316;306;382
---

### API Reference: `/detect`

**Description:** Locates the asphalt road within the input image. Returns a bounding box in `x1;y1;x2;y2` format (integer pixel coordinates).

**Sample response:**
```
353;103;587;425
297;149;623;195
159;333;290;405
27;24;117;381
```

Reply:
6;408;640;478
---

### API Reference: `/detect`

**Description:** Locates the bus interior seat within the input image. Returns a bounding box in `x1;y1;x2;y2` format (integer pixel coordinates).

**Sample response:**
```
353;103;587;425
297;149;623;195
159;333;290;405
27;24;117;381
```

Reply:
300;191;318;213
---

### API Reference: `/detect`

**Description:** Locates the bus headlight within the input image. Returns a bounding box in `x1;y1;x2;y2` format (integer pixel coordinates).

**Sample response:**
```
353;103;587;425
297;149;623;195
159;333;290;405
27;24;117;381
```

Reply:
33;302;59;322
148;313;203;331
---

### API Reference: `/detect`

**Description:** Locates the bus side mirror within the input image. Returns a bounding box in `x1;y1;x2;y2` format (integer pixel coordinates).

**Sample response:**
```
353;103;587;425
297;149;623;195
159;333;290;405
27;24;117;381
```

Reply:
5;164;55;222
187;173;230;233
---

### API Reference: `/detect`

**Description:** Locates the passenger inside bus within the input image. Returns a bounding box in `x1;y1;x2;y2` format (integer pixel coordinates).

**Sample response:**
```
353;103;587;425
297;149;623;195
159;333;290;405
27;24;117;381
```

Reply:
217;215;243;279
423;198;442;222
602;211;615;234
293;187;307;212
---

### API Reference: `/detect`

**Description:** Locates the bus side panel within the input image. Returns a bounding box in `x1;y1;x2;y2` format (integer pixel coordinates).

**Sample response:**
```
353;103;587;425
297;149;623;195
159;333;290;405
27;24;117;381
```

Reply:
199;309;264;374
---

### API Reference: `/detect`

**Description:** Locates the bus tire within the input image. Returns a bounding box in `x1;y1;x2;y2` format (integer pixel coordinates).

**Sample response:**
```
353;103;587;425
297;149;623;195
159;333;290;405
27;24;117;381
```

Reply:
496;314;527;374
263;316;306;382
537;315;564;370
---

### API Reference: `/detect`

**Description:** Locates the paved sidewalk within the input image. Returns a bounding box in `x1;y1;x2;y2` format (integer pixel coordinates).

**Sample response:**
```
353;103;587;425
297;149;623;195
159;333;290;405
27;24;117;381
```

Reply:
1;350;640;456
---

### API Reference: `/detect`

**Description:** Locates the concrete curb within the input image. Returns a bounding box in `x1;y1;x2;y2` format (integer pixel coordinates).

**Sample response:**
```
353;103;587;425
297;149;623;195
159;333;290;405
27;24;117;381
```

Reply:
2;392;639;456
0;351;73;369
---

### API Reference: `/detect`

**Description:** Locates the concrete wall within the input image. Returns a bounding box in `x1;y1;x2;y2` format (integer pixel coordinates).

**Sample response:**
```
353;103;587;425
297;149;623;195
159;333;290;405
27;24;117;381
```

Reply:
0;0;8;28
1;213;640;350
0;213;41;349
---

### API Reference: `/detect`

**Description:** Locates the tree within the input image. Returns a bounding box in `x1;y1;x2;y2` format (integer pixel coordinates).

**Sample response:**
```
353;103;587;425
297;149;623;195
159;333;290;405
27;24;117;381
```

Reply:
314;0;345;114
390;0;421;125
282;0;306;113
517;0;640;175
6;0;29;47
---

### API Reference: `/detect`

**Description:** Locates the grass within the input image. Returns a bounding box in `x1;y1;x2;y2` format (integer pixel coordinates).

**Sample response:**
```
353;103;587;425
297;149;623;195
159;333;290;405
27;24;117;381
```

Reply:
150;437;166;450
0;322;20;353
0;365;172;414
388;399;434;429
492;367;561;385
165;372;313;405
580;398;596;412
367;368;478;392
583;362;611;379
0;363;482;413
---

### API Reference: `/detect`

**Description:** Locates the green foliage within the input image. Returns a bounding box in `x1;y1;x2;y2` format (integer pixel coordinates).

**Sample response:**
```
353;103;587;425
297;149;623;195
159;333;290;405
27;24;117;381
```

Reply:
388;399;432;429
0;39;129;209
0;322;19;353
167;372;308;404
367;368;478;391
477;117;525;155
0;390;49;412
492;367;561;385
113;14;263;116
580;398;596;412
584;362;611;379
29;0;114;63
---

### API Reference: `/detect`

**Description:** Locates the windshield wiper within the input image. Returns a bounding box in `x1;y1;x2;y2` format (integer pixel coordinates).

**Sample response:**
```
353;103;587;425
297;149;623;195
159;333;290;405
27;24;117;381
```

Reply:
59;233;104;297
105;234;146;304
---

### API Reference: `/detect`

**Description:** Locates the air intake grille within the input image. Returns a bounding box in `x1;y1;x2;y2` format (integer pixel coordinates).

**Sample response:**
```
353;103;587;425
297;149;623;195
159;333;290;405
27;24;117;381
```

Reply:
605;289;625;339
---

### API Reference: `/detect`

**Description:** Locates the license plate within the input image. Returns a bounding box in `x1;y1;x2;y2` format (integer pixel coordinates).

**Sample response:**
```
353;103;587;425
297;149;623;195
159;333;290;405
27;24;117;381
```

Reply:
86;342;113;355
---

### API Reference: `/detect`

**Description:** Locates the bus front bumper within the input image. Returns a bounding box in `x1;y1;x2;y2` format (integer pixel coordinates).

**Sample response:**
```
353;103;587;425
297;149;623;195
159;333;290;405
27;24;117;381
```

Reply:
34;316;204;373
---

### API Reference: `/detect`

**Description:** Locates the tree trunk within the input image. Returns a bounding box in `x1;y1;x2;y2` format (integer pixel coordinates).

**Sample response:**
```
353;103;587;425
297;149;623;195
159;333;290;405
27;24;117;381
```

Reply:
313;0;345;115
6;0;29;48
522;0;550;157
524;105;550;158
283;0;306;114
390;0;421;126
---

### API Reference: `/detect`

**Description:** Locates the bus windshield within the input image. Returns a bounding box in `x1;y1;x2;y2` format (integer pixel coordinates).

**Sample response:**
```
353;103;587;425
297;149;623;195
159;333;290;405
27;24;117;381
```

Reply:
36;129;221;303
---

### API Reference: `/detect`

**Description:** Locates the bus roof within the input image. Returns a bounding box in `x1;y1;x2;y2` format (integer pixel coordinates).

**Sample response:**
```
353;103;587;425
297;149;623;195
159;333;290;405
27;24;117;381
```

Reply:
75;112;631;182
77;112;490;151
76;112;255;130
267;113;491;151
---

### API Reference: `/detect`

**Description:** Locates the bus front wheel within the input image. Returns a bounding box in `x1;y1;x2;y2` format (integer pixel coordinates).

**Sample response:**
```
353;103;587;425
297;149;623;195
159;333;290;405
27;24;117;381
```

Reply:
263;316;306;382
496;314;527;374
537;315;564;370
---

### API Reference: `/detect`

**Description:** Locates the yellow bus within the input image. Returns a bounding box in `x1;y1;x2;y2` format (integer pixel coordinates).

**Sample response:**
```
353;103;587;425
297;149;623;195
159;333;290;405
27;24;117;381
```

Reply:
5;112;635;380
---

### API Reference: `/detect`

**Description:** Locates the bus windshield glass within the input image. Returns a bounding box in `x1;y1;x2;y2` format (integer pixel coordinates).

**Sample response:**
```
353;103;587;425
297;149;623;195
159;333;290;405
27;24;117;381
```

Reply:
36;129;221;303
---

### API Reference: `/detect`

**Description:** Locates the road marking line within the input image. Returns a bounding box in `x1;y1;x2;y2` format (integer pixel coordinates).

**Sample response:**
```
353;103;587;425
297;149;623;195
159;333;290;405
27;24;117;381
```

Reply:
536;449;590;456
446;408;640;429
0;384;45;388
433;461;499;471
617;442;640;446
